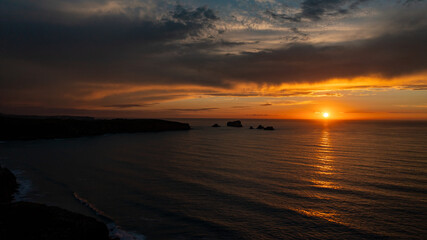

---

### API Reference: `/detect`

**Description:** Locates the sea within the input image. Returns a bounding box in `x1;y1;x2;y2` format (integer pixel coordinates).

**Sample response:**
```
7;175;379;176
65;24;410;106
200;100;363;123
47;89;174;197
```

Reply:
1;119;426;239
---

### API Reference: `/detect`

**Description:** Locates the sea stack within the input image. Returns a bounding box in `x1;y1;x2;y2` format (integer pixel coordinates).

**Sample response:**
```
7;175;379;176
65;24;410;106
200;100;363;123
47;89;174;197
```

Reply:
256;125;264;129
212;124;220;127
264;126;275;130
227;120;243;127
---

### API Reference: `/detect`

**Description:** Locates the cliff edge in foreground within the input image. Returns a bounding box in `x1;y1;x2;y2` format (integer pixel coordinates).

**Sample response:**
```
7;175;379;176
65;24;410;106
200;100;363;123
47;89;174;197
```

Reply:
0;165;112;240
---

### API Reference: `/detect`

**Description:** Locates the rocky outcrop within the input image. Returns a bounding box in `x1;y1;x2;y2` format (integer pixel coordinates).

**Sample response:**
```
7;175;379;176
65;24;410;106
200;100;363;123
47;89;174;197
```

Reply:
264;126;275;130
0;202;111;240
0;166;18;203
212;124;220;127
227;120;243;127
256;125;264;129
0;114;191;140
249;126;254;129
0;166;112;240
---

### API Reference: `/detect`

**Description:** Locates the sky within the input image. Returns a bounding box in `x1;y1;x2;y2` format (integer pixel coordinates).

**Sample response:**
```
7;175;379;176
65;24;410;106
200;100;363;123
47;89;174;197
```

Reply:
1;0;426;119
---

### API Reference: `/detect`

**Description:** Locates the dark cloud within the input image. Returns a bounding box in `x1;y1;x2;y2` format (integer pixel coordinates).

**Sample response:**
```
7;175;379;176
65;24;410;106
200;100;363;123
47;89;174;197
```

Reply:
1;4;220;54
173;5;219;22
2;15;427;89
0;2;228;90
211;26;427;85
268;0;426;23
1;0;427;113
301;0;374;20
284;27;310;41
267;0;371;22
404;0;425;5
265;9;301;22
260;103;273;106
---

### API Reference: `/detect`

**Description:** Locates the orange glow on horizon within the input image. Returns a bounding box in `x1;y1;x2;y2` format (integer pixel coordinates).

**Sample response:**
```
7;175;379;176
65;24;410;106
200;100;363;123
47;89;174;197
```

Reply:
12;72;424;120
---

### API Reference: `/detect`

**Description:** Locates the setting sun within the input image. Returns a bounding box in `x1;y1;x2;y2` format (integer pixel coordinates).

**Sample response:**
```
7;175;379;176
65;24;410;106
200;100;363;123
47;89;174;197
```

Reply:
323;112;329;118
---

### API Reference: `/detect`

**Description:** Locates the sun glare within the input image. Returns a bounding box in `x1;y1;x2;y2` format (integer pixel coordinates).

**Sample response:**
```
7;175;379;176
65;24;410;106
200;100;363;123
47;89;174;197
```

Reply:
323;112;329;118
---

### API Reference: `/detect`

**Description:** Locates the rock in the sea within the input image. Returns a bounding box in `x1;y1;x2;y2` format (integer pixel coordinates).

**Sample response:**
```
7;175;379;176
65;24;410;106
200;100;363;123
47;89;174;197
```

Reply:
212;124;220;127
0;202;111;240
256;125;264;129
249;126;254;129
227;120;243;127
264;126;275;130
0;166;18;203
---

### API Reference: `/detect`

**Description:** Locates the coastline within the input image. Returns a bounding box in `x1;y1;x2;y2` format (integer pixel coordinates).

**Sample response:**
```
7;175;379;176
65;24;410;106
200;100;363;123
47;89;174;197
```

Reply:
0;114;190;239
0;114;191;140
0;165;115;240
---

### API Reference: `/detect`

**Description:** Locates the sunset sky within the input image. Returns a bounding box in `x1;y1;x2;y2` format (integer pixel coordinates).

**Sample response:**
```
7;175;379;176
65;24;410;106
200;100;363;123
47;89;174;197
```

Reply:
1;0;426;119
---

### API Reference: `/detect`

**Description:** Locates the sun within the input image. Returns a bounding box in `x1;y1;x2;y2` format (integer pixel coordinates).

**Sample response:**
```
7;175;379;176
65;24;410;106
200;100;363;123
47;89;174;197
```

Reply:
323;112;329;118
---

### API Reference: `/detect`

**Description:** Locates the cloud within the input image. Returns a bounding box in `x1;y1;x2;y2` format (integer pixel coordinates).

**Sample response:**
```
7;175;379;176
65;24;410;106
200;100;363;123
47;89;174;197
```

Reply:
213;25;427;85
265;9;301;22
266;0;372;22
1;0;427;116
299;0;368;21
103;104;146;109
168;108;219;112
404;0;425;6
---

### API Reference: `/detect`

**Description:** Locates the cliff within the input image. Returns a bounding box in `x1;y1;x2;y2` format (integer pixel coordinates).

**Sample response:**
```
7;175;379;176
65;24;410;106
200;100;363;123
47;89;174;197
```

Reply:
0;166;18;203
0;166;112;240
0;114;190;140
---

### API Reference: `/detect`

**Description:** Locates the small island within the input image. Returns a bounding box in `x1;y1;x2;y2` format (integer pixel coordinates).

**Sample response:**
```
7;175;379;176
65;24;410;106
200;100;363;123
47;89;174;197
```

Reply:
227;120;243;127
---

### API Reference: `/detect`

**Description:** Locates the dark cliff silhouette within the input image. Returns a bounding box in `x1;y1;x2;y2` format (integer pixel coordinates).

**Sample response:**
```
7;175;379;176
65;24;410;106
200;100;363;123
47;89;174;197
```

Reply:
0;165;112;240
0;114;190;140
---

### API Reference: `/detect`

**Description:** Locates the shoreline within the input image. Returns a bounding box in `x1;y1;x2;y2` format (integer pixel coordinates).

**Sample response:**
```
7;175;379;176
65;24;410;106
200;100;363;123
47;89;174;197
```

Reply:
0;114;191;141
0;165;117;240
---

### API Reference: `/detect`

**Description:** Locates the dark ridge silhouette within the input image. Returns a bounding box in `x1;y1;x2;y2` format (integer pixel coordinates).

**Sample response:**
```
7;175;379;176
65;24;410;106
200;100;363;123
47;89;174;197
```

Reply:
227;120;243;127
264;126;275;130
0;165;18;203
0;114;190;140
212;123;220;127
0;202;111;240
0;166;112;240
256;125;264;129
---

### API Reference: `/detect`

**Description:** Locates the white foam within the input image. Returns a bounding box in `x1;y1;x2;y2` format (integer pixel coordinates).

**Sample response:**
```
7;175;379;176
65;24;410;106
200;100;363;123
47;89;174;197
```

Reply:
74;192;146;240
108;223;146;240
73;192;112;220
12;169;33;201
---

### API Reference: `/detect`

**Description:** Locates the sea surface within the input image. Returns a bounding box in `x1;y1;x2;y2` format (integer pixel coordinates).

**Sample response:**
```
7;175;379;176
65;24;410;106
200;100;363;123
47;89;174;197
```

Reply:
1;119;426;239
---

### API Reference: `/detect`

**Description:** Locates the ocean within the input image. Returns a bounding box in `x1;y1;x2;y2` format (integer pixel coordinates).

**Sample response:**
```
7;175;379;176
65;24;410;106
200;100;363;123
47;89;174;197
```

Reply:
1;119;426;239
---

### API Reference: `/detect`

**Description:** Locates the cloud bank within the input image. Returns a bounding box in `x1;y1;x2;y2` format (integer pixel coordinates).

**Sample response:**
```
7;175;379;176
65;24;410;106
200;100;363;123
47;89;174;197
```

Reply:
1;0;426;116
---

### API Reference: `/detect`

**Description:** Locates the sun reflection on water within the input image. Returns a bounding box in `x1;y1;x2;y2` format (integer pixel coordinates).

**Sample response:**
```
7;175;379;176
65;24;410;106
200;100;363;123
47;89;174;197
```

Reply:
313;125;338;186
296;123;345;225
